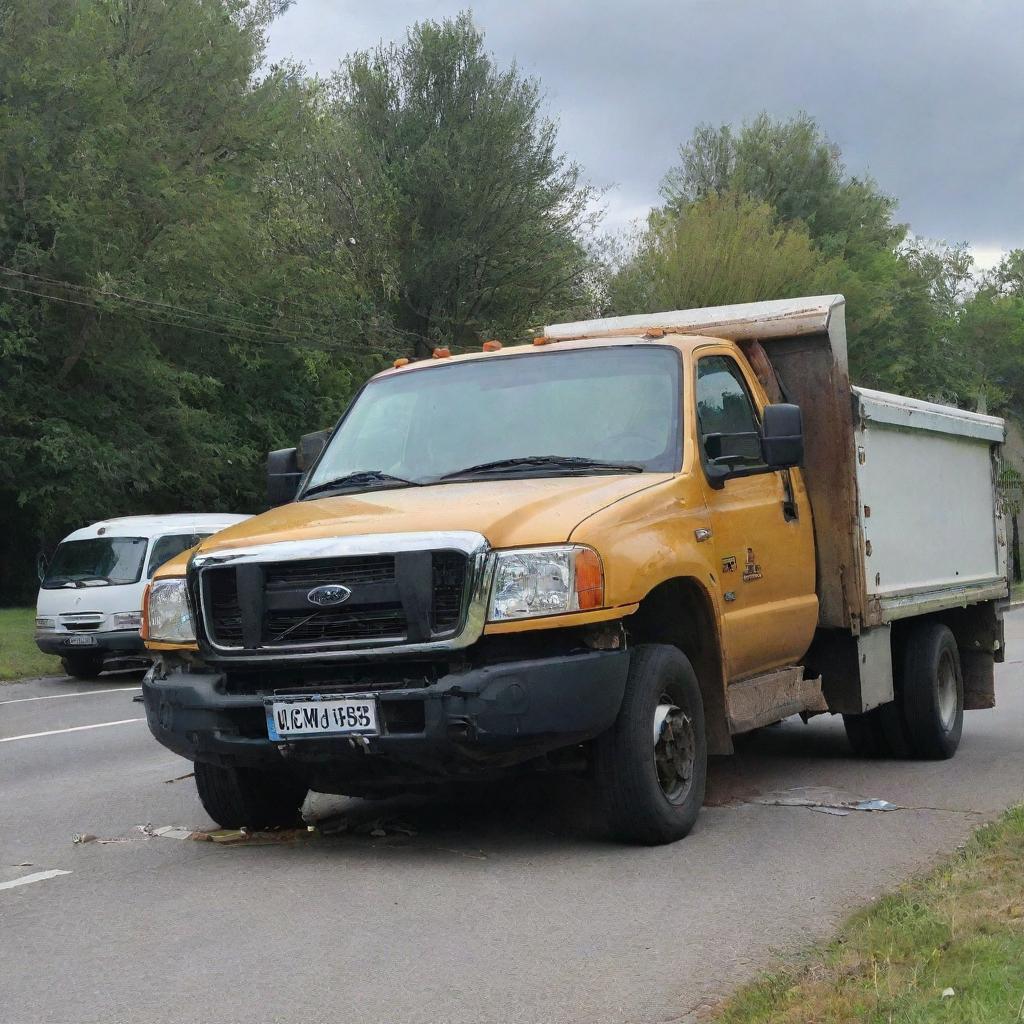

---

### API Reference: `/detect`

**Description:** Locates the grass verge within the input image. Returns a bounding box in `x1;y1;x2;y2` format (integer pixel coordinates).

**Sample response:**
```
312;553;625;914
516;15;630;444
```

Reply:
713;805;1024;1023
0;607;62;681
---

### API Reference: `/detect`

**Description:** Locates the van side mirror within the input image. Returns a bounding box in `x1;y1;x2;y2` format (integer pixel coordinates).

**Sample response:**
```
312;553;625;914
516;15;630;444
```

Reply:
267;447;302;507
36;552;48;584
761;403;804;469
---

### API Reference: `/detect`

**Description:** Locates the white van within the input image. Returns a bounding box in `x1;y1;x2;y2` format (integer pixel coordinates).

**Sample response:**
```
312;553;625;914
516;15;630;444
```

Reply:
35;513;249;678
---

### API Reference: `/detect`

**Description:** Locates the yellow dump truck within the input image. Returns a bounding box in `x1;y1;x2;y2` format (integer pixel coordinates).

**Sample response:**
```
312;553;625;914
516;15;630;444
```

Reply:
141;295;1008;844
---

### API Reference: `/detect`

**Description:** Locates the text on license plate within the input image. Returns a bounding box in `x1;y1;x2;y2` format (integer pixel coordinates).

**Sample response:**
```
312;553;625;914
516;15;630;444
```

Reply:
267;698;378;740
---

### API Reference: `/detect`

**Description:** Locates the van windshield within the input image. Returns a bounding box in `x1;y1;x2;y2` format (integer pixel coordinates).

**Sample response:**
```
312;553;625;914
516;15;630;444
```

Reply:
305;346;682;495
42;537;148;589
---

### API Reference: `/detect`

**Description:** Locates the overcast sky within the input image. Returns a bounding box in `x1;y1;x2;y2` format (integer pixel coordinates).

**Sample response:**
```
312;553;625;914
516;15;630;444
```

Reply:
267;0;1024;269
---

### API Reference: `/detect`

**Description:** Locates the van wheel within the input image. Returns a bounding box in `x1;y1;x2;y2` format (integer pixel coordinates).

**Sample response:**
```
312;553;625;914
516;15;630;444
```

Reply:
900;622;963;759
194;761;308;829
61;654;105;679
593;644;707;845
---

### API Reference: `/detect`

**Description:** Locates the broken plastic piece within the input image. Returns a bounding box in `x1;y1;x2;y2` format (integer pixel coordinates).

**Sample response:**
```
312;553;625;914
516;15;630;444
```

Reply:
753;786;900;815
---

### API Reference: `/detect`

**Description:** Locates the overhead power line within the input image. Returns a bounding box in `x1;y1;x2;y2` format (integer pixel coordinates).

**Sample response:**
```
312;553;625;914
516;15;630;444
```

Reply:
0;267;405;357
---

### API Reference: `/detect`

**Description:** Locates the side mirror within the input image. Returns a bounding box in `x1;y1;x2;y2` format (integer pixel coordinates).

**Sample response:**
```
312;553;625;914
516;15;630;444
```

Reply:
36;552;48;584
267;447;302;507
761;403;804;469
297;429;330;472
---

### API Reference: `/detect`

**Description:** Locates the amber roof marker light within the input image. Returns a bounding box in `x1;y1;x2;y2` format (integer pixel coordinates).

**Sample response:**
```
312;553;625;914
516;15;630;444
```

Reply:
432;347;451;359
393;357;410;368
482;339;502;352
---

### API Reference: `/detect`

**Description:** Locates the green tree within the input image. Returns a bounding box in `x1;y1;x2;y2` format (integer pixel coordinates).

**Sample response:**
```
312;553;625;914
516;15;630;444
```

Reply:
325;13;597;355
0;0;362;602
608;192;842;314
661;112;904;258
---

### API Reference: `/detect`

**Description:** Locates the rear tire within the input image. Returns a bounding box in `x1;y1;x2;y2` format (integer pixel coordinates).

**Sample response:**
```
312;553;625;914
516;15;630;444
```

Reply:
593;644;707;845
194;761;308;829
900;622;963;759
61;654;105;679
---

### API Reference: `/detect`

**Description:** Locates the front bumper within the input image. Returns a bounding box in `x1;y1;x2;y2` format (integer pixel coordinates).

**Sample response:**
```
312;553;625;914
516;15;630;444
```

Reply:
142;649;630;783
35;629;146;657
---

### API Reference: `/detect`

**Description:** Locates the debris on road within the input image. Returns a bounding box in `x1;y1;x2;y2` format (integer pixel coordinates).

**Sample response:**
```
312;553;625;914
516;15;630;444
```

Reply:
941;987;956;999
162;772;195;784
71;817;421;849
753;786;900;816
150;825;203;840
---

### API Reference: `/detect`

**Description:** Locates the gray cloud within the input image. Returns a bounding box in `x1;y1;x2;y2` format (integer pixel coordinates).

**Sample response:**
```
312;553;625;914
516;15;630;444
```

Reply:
267;0;1024;256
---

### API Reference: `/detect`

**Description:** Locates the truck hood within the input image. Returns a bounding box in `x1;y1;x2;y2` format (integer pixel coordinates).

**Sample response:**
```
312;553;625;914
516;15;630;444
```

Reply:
180;474;672;567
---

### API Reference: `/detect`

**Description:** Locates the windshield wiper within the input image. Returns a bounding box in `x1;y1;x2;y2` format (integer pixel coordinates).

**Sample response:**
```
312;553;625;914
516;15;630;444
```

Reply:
440;455;645;480
302;470;422;499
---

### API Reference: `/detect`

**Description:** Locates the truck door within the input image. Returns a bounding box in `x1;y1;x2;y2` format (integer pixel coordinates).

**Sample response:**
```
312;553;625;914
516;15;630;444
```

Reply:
693;350;818;680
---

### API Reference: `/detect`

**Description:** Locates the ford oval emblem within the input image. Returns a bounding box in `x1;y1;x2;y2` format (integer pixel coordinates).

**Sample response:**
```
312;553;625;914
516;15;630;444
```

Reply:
306;584;352;607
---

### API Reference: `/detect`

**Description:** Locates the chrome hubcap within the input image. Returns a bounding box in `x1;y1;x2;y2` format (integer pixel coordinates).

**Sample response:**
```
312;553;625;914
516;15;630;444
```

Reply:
653;699;695;803
937;651;958;731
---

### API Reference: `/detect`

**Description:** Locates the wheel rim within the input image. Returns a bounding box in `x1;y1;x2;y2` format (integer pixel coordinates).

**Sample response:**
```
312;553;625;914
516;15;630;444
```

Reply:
653;697;696;804
936;650;958;731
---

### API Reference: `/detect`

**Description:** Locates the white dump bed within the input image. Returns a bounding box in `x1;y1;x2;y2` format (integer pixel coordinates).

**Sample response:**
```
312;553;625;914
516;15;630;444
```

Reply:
854;387;1007;621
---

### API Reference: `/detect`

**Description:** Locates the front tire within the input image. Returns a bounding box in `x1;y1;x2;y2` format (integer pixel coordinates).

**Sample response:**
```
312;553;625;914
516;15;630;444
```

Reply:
194;761;308;829
61;654;105;679
593;644;707;845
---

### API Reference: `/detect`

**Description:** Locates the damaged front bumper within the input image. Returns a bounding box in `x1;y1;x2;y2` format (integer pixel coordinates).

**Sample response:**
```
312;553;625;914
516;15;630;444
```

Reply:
141;649;630;786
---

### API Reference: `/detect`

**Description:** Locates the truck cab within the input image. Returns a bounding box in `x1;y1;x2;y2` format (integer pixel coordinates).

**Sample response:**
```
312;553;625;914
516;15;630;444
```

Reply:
140;296;1007;844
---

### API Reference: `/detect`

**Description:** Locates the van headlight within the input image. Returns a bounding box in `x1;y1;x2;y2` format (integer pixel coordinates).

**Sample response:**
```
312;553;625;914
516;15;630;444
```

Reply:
145;579;195;643
488;546;604;621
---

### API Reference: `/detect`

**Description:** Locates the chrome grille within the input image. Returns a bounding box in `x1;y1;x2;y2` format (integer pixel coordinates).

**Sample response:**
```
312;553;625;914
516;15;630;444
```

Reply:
199;545;473;653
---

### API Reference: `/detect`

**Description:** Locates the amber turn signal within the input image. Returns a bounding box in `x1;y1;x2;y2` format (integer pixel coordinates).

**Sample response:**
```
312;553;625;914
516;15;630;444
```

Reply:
140;583;151;641
575;548;604;611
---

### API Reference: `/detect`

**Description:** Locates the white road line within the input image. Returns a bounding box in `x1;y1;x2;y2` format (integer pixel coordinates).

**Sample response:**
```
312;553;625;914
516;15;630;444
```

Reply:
0;870;72;892
0;718;145;744
0;686;142;706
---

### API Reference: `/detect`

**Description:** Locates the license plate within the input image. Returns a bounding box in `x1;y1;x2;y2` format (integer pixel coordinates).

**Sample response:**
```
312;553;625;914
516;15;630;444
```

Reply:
66;634;97;647
266;697;379;740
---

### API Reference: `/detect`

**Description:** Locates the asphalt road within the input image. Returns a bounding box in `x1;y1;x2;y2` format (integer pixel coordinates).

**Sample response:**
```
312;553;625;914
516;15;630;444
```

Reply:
3;613;1024;1024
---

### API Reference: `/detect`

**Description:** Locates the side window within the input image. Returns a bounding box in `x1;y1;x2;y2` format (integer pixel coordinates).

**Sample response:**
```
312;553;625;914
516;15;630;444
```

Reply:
696;356;765;469
146;533;206;578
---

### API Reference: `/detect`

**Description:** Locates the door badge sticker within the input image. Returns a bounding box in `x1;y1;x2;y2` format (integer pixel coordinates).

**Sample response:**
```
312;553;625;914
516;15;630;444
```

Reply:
721;556;737;573
742;547;763;582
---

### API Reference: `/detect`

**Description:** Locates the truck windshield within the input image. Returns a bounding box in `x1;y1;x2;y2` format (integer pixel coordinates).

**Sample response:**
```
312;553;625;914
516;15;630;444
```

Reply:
305;346;682;493
42;537;148;588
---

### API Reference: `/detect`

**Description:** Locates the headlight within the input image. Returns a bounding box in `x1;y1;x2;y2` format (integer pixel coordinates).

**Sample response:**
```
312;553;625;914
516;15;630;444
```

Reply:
145;579;195;643
113;611;143;631
35;617;56;631
488;546;604;622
